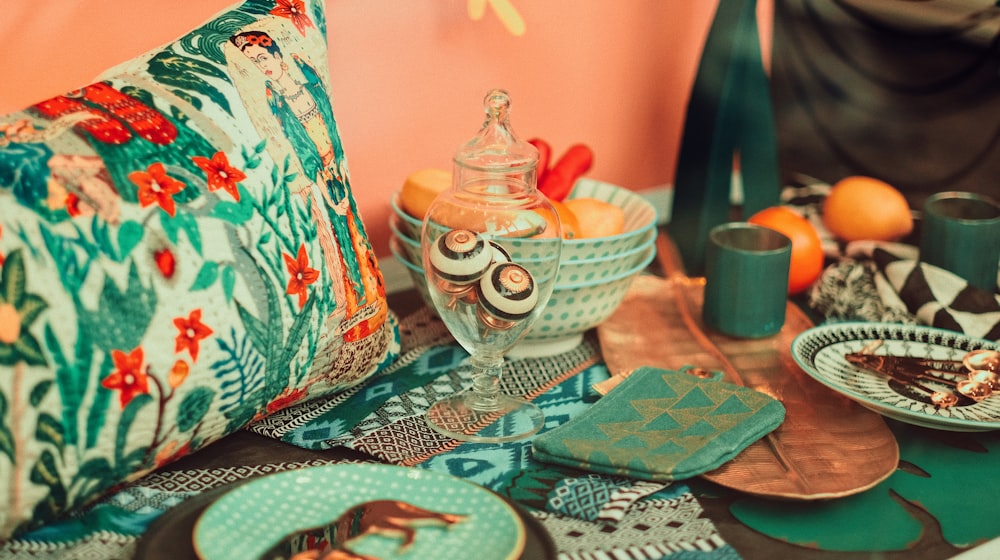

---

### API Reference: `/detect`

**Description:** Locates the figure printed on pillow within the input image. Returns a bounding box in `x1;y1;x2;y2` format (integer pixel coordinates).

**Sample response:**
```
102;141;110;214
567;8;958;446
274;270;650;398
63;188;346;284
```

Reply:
0;115;122;223
228;27;386;346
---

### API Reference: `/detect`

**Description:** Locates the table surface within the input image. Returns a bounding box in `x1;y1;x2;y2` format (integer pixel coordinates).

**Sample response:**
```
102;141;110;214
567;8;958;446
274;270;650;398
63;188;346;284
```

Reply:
152;286;997;560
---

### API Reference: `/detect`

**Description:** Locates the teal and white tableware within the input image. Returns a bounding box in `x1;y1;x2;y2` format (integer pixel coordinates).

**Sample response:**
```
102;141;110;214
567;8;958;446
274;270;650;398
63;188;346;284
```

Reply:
919;191;1000;292
702;222;792;338
791;323;1000;432
193;463;525;560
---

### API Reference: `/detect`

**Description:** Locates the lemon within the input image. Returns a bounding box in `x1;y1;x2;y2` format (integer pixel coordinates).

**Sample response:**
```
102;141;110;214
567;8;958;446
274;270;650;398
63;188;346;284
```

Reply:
822;176;913;242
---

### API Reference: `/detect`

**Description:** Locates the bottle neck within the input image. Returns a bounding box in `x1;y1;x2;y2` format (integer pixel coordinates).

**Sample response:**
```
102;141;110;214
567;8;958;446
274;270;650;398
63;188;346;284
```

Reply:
453;165;538;197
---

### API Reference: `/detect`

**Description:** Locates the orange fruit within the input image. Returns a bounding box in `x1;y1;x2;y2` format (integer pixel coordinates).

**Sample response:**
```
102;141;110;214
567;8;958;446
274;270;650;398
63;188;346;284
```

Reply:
748;206;825;294
822;176;913;242
400;168;451;219
534;199;581;239
563;198;625;238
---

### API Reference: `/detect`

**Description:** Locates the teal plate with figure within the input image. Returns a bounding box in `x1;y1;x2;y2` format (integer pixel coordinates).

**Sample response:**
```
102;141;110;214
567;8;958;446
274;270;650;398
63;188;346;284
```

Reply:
192;463;526;560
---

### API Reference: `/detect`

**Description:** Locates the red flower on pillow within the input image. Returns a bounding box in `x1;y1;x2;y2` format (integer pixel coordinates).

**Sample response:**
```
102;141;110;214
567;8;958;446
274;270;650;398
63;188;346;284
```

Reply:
102;347;150;408
129;162;185;217
266;386;308;414
174;309;213;362
271;0;314;35
283;244;319;309
193;151;247;201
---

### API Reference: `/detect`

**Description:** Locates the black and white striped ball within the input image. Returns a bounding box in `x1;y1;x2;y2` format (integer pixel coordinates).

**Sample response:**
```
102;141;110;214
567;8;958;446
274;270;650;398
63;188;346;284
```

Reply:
477;262;538;322
428;229;493;284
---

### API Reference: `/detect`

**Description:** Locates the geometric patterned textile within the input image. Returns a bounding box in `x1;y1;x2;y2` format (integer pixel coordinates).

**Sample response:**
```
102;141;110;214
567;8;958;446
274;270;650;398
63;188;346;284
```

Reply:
594;479;671;525
547;475;668;525
0;309;740;559
536;490;742;560
808;258;919;327
251;309;740;559
531;367;786;482
244;307;488;448
872;247;1000;341
0;458;357;559
246;340;461;446
547;475;633;522
809;244;1000;341
250;313;603;457
782;178;1000;341
351;335;601;466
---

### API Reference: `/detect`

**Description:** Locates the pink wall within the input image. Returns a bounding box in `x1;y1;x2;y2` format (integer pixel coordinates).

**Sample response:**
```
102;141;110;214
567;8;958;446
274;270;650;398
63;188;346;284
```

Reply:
0;1;771;257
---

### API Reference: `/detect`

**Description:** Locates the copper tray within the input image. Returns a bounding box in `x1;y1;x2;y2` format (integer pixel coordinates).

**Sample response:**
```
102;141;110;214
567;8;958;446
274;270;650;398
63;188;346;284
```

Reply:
595;232;899;500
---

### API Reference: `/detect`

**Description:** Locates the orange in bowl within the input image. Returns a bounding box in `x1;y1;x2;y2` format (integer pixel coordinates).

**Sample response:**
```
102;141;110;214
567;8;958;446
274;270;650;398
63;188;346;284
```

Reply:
748;206;825;294
563;198;625;238
822;176;913;242
533;199;581;240
399;168;451;220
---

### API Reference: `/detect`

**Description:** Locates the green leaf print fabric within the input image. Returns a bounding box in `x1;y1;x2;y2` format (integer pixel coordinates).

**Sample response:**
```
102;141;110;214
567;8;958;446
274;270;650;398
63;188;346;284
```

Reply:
0;0;399;538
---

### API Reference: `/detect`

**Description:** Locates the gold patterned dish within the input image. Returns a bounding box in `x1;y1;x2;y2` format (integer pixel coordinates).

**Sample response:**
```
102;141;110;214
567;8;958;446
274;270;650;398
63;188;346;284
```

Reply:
791;323;1000;432
192;463;526;560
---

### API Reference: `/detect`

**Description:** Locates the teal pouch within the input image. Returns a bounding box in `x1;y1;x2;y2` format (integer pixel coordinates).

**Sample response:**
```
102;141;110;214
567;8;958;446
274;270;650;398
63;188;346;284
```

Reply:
531;366;785;482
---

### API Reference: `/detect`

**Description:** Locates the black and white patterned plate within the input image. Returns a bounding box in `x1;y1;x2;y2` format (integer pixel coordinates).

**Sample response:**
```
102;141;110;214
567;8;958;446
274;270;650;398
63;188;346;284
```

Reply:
791;323;1000;432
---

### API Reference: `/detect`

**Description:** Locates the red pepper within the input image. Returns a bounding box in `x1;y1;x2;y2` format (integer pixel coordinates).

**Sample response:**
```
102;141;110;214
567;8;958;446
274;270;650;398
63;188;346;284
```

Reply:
528;138;551;186
538;144;593;201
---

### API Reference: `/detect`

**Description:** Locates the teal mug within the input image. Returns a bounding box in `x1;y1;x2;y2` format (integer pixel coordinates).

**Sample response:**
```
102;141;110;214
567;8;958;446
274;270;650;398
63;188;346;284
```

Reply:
702;223;792;338
919;192;1000;293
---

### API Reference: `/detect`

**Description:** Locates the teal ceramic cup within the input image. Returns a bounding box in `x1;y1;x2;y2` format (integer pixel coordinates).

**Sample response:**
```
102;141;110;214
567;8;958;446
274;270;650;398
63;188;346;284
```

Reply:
702;223;792;338
919;191;1000;293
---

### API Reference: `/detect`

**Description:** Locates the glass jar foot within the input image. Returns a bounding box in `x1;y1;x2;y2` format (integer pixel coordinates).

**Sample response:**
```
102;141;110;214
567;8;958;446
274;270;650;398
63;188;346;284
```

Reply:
425;393;544;443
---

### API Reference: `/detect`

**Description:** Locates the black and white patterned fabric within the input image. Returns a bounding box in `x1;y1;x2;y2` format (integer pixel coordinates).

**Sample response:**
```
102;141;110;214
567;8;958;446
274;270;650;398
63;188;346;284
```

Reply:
871;247;1000;340
781;178;1000;342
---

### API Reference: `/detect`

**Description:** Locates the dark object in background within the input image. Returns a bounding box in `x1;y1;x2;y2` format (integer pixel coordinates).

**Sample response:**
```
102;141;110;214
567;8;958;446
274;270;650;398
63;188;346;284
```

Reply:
668;0;781;275
770;0;1000;208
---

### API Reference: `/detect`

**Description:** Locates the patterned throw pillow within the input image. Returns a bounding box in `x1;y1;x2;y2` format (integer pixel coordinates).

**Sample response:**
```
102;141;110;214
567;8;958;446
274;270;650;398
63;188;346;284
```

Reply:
0;0;399;538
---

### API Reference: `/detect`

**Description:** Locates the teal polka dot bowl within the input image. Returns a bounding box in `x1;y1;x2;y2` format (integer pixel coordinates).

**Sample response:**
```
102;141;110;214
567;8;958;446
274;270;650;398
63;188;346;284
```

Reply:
390;179;658;263
391;234;656;358
513;242;656;357
550;227;655;285
391;215;654;288
389;236;435;310
504;178;658;262
391;191;424;240
389;178;658;357
389;223;656;296
390;214;423;264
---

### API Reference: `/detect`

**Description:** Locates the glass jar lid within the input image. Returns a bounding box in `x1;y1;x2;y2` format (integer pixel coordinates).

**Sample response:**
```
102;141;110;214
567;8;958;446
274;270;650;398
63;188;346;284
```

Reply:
454;88;538;174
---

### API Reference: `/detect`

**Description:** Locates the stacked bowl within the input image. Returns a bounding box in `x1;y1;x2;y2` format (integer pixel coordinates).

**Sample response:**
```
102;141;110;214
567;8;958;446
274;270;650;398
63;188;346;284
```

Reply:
389;178;658;356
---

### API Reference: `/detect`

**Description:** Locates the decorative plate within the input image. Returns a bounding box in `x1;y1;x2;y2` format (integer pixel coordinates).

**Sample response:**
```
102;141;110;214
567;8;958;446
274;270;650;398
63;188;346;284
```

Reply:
791;323;1000;432
193;463;526;560
135;478;555;560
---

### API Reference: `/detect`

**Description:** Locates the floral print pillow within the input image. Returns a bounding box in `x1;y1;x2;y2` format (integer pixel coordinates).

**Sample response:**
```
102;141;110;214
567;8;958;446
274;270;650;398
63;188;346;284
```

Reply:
0;0;399;538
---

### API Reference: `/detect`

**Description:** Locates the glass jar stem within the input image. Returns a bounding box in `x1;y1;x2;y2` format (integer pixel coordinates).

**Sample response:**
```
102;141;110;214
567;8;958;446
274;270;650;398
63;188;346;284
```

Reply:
467;353;504;412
